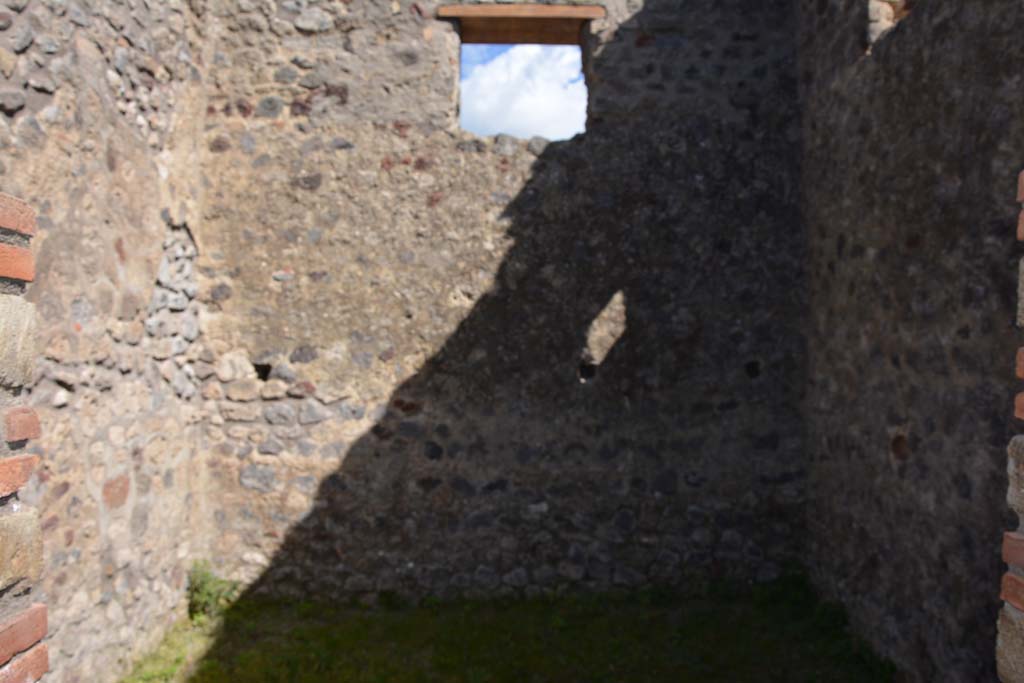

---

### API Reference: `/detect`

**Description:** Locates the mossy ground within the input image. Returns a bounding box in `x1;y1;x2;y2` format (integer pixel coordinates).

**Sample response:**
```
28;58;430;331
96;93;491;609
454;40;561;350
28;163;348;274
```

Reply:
123;575;895;683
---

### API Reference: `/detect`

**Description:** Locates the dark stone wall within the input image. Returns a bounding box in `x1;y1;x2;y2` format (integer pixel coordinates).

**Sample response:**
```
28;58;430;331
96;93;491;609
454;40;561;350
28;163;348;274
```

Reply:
799;2;1024;680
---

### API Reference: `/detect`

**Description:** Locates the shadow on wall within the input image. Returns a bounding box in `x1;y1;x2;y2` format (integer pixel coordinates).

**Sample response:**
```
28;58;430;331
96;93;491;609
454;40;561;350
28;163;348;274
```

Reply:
196;0;803;667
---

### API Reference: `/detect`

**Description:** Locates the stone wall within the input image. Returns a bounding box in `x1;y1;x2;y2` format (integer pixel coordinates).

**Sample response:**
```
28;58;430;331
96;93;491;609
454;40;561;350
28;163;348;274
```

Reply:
0;193;48;683
799;2;1022;681
6;0;1022;682
0;1;213;681
189;0;805;603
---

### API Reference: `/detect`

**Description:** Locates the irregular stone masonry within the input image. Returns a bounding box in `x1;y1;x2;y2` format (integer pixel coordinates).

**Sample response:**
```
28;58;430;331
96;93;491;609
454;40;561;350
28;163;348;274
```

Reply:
27;216;205;681
0;192;46;683
0;1;1019;683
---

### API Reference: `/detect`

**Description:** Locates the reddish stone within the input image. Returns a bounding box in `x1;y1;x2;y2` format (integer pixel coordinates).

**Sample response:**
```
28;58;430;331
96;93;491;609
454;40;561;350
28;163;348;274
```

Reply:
3;409;40;443
1017;348;1024;380
1006;533;1024;568
1018;208;1024;241
0;605;46;668
102;474;130;509
1016;393;1024;421
1005;573;1024;611
1018;170;1024;202
0;643;47;683
0;456;38;497
0;244;33;282
0;194;35;237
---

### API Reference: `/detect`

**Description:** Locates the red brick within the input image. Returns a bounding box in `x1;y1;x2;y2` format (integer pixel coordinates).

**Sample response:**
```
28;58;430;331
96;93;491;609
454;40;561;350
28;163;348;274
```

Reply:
1017;349;1024;380
1004;573;1024;611
0;456;38;497
0;605;45;668
1005;533;1024;568
0;245;32;283
3;409;39;443
102;474;129;509
1018;209;1024;241
0;643;47;683
0;195;35;238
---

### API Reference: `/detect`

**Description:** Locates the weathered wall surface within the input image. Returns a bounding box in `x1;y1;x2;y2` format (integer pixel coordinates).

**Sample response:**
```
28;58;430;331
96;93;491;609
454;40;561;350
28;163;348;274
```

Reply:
0;194;48;683
800;2;1022;681
0;1;214;681
192;0;806;601
13;0;1023;682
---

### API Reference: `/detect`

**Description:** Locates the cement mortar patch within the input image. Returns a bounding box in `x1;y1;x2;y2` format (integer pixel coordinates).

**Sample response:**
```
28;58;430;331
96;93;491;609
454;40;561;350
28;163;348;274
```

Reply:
0;510;41;593
0;295;35;389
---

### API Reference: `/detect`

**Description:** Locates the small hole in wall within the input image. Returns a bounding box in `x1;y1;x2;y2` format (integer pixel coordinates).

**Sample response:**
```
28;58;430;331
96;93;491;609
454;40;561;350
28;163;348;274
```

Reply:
459;43;587;141
252;363;272;381
745;361;761;379
578;360;598;383
890;434;911;461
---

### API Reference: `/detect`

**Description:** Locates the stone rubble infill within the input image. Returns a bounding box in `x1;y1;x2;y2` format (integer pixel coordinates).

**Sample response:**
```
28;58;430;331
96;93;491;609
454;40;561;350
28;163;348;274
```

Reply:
145;225;201;401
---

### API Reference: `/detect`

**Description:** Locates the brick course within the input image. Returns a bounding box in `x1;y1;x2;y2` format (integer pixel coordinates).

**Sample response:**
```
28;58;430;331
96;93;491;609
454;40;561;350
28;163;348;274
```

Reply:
0;456;38;498
0;605;46;668
0;644;47;683
2;409;39;443
0;195;35;238
0;245;33;283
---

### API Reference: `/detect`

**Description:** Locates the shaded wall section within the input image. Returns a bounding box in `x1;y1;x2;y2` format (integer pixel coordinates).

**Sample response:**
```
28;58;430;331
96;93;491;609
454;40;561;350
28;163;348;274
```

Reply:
799;1;1023;680
192;0;806;599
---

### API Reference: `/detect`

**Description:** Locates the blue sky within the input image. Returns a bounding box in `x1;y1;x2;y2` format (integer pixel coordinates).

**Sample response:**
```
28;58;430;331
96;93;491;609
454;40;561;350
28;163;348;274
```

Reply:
459;44;587;141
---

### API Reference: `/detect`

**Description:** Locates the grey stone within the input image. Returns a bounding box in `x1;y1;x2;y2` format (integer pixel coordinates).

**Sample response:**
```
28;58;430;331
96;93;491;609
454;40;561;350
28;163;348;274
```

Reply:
289;345;317;364
336;400;365;420
28;74;56;93
9;23;31;52
293;8;332;33
269;363;296;382
36;34;59;54
298;398;331;425
239;464;276;492
0;88;24;114
502;568;528;587
257;439;283;455
170;370;195;399
493;134;517;156
263;403;295;425
298;71;325;89
273;66;297;84
255;96;282;118
67;3;89;26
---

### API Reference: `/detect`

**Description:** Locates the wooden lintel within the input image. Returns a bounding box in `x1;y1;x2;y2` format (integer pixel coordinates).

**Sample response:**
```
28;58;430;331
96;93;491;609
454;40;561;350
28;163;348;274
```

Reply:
437;4;606;20
459;16;584;44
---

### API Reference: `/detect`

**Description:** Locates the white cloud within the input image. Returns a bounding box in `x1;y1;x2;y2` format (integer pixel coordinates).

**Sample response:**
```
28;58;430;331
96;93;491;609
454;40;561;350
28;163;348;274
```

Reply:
459;44;587;141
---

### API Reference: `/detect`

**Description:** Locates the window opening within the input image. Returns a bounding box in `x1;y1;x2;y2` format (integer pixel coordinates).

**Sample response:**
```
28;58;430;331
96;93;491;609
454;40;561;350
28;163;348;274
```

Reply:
439;4;605;141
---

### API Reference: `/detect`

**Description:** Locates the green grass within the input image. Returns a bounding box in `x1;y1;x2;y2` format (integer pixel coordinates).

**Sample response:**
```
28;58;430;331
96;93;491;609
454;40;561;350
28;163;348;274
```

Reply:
123;575;896;683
